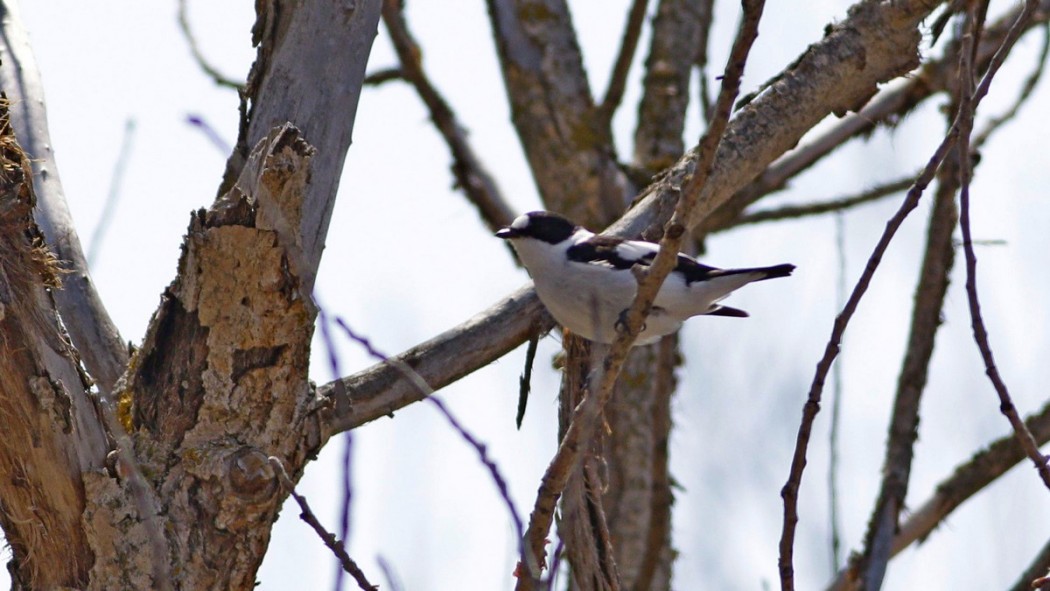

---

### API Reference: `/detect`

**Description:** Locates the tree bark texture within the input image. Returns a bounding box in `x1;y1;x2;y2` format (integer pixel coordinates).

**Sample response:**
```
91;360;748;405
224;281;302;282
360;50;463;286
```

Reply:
0;0;382;587
0;99;110;590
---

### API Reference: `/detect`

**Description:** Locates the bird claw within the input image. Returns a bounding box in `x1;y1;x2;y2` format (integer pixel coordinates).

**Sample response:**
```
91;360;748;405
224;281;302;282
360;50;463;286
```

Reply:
615;309;645;334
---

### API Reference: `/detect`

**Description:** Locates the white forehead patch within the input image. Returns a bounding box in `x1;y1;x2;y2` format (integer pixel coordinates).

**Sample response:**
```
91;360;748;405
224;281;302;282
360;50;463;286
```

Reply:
511;215;531;230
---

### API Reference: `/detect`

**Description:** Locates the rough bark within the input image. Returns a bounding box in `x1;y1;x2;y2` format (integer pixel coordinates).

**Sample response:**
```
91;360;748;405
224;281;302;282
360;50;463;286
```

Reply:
0;0;382;586
85;126;323;590
0;99;110;589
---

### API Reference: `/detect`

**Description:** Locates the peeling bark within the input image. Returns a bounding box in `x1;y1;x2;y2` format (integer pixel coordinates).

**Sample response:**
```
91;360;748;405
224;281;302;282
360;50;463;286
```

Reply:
81;126;326;590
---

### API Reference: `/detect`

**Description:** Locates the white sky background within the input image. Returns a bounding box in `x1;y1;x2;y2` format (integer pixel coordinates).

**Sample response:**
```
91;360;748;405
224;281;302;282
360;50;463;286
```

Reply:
10;1;1050;589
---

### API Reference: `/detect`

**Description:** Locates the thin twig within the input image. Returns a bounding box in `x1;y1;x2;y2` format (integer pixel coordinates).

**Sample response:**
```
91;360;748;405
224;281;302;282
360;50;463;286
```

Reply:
363;67;405;86
87;118;136;268
699;2;1050;236
268;457;378;591
827;211;846;575
778;110;959;591
517;332;540;429
1012;537;1050;591
176;0;245;91
720;176;913;231
515;2;767;588
955;0;1050;490
377;555;405;591
852;140;960;589
381;0;516;231
186;114;233;155
598;0;650;127
330;316;526;550
973;22;1050;148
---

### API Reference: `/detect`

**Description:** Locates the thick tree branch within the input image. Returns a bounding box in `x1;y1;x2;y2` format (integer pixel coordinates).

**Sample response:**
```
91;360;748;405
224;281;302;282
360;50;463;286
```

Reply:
0;0;129;394
221;0;382;290
633;0;712;173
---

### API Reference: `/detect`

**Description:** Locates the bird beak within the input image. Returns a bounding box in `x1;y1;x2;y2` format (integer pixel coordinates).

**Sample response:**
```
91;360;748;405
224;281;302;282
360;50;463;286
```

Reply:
496;227;518;239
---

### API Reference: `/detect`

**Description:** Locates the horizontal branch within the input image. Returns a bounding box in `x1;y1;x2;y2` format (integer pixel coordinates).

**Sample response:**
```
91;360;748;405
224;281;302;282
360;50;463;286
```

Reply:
319;285;553;434
318;0;941;437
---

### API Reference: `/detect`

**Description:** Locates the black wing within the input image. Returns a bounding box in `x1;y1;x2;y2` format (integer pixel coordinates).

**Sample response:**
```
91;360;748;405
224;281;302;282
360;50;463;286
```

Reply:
567;236;720;278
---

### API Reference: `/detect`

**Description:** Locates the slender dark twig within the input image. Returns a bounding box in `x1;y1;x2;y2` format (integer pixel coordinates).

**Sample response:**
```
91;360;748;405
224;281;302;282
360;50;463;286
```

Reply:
973;22;1050;148
517;331;540;429
598;0;650;127
363;67;405;86
778;116;959;591
955;0;1050;490
331;316;526;551
376;555;405;591
827;211;846;574
186;114;233;155
720;176;913;230
87;118;136;268
176;0;245;90
268;457;378;591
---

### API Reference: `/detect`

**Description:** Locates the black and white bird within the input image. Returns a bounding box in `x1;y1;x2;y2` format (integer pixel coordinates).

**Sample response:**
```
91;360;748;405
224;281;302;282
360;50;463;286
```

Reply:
496;211;795;346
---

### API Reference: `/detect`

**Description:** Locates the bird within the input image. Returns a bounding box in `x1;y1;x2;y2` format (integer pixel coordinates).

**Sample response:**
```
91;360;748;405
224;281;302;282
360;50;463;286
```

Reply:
496;211;795;346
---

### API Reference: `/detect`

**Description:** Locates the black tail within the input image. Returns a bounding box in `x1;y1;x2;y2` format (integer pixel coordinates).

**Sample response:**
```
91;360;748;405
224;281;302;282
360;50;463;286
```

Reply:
718;263;795;281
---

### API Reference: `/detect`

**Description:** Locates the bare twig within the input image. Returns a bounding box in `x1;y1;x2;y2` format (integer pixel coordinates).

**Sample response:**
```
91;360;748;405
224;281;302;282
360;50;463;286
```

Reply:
186;114;233;154
597;0;650;128
376;555;405;591
719;176;914;231
87;118;136;268
268;457;378;591
699;1;1050;236
176;0;245;91
852;139;960;590
827;211;846;574
363;66;404;86
778;106;959;591
517;331;540;429
973;21;1050;147
515;2;767;587
694;0;716;123
330;316;526;551
955;0;1050;490
382;0;516;231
